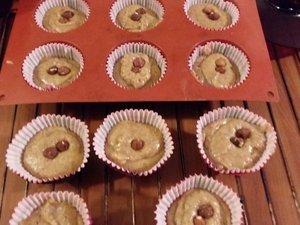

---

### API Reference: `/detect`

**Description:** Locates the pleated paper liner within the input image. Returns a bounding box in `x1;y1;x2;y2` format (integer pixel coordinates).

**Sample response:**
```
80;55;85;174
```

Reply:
93;108;174;176
155;174;243;225
196;106;277;174
9;191;91;225
6;114;90;183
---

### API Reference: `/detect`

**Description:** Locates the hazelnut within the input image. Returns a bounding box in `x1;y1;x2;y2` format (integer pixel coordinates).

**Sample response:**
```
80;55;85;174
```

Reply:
230;136;244;148
202;6;213;14
215;66;226;74
207;12;220;20
130;12;142;21
61;10;75;19
215;58;227;67
133;57;146;68
131;139;145;151
56;140;70;152
136;8;146;14
197;204;214;219
47;66;58;75
236;128;251;139
193;216;206;225
131;66;141;73
58;66;71;76
43;147;59;159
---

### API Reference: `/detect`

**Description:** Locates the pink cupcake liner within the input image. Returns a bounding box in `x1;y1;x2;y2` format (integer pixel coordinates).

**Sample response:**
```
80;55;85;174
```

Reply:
155;174;243;225
188;41;250;89
35;0;90;33
106;42;167;89
9;191;91;225
22;43;84;91
110;0;164;31
6;114;90;183
93;109;174;176
196;106;277;174
183;0;240;31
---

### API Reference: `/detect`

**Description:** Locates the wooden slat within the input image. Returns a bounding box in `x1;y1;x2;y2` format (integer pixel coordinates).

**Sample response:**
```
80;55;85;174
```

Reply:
0;105;15;206
81;103;107;225
269;60;300;205
276;55;300;126
0;104;36;224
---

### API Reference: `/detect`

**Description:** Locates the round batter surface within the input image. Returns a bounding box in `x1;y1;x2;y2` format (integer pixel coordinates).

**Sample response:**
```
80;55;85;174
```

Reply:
22;126;84;179
113;53;161;89
20;199;83;225
33;57;80;89
42;6;86;33
187;3;231;30
193;53;240;88
203;118;267;170
167;189;231;225
116;4;161;32
105;121;164;173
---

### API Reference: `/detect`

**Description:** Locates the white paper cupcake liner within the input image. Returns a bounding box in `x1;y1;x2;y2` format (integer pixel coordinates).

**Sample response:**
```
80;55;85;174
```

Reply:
155;174;243;225
93;109;174;176
196;106;277;174
184;0;240;31
106;42;167;89
35;0;90;32
188;41;250;89
110;0;164;31
6;114;90;183
9;191;91;225
22;43;84;91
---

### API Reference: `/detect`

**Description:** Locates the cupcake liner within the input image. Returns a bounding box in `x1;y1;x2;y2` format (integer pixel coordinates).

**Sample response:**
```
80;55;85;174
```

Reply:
188;41;250;89
196;106;277;174
6;114;90;183
9;191;91;225
183;0;240;31
106;42;167;89
35;0;90;32
93;109;174;176
22;43;84;91
110;0;164;31
155;174;243;225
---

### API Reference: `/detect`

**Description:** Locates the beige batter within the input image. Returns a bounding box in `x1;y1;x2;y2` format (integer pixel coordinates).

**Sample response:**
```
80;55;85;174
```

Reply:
22;126;84;179
116;4;161;32
188;3;231;30
193;53;240;88
43;6;86;33
167;189;231;225
20;199;83;225
203;118;267;170
113;53;161;89
33;57;80;89
105;121;164;173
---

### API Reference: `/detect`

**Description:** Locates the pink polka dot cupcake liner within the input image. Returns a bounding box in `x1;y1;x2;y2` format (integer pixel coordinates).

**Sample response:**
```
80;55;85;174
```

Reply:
196;106;277;174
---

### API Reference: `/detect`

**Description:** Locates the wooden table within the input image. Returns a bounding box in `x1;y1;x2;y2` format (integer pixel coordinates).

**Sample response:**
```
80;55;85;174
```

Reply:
0;8;300;225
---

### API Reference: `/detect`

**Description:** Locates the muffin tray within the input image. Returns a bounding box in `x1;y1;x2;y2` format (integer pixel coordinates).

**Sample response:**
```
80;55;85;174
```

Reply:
0;0;278;105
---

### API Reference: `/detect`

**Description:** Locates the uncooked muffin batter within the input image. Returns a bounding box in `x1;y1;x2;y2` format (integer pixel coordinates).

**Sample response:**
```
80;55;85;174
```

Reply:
193;53;240;88
188;3;231;30
113;53;161;89
203;118;268;170
116;4;161;32
167;189;231;225
33;57;80;89
106;121;164;173
23;126;84;179
20;199;83;225
43;6;86;33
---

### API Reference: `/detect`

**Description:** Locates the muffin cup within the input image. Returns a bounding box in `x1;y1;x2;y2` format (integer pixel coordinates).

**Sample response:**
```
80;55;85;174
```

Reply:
196;106;277;174
6;114;90;183
93;109;174;176
34;0;90;32
188;41;250;89
9;191;91;225
183;0;240;31
106;42;167;89
155;174;243;225
110;0;165;31
22;43;84;91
